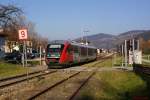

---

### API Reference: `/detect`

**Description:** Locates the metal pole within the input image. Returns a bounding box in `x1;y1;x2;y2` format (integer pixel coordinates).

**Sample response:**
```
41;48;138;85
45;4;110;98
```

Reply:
24;41;29;83
121;45;124;56
124;40;127;67
137;39;140;50
84;30;89;58
24;41;27;66
121;44;124;67
114;53;116;65
132;39;135;64
22;42;25;67
40;45;42;65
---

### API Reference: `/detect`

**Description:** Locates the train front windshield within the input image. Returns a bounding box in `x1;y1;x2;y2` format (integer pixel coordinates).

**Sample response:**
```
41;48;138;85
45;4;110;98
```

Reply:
46;44;64;58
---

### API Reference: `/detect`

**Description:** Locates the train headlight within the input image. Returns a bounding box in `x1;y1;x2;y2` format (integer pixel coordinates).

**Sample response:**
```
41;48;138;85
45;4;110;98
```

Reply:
47;54;51;57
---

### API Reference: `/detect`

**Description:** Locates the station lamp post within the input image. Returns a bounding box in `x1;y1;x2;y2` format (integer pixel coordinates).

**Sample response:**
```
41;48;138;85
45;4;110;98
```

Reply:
83;29;89;58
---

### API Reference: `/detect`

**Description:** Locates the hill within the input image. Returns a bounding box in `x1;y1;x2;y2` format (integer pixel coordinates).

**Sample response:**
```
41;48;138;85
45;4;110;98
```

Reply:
75;30;150;49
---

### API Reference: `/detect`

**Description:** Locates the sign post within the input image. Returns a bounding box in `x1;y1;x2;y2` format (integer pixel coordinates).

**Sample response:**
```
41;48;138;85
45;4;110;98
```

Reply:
18;29;29;82
18;29;28;67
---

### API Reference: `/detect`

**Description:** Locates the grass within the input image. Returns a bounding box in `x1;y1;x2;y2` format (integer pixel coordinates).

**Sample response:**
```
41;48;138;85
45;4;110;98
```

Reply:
102;55;132;67
78;55;149;100
81;60;102;67
82;55;124;68
0;61;28;79
77;70;149;100
81;58;114;68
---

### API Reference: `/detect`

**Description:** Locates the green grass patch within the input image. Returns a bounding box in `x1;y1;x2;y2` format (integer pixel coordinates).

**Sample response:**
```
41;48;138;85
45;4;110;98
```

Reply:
97;58;113;67
0;62;28;79
113;56;122;66
82;55;122;68
77;71;149;100
81;60;102;67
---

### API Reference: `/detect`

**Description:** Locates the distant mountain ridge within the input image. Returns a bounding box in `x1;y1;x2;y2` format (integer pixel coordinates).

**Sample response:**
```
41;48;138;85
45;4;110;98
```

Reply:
75;30;150;49
118;30;147;37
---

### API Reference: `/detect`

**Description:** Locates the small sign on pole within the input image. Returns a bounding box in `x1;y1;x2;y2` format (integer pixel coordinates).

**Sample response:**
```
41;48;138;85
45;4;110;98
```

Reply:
18;29;28;40
18;29;28;67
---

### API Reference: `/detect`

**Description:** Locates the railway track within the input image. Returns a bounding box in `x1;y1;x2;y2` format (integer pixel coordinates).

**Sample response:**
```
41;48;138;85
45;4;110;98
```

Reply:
27;60;102;100
28;71;81;100
68;70;96;100
0;70;45;82
69;60;106;100
0;56;111;100
0;70;57;89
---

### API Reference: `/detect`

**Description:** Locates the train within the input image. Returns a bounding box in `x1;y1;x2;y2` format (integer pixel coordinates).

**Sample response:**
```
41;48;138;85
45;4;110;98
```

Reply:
45;41;97;68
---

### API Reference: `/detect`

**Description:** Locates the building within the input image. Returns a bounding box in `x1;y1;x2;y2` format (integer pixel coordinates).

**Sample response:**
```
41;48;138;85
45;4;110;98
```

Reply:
4;40;33;53
0;32;7;58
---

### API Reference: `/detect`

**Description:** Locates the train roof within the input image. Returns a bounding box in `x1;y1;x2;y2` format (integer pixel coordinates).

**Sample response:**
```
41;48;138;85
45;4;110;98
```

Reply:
70;42;96;49
48;40;97;49
49;40;66;44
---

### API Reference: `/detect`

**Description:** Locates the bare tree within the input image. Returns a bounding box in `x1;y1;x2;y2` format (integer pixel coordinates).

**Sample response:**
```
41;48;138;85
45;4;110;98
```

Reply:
0;4;23;41
0;4;22;28
0;4;48;52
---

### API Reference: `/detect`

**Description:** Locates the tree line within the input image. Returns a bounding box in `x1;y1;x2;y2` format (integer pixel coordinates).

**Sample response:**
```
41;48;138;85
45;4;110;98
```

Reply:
0;4;48;52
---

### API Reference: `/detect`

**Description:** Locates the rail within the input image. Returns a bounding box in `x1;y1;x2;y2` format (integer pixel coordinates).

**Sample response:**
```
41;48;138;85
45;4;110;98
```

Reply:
0;70;57;89
28;71;81;100
28;57;105;100
0;70;45;82
68;70;97;100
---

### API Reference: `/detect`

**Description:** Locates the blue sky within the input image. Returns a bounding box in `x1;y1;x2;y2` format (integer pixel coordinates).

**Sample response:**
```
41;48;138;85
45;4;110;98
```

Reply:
1;0;150;40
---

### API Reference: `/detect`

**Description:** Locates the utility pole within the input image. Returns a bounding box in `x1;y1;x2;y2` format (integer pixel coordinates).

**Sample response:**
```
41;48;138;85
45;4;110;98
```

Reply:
124;40;127;67
40;45;42;65
84;29;89;58
84;30;89;45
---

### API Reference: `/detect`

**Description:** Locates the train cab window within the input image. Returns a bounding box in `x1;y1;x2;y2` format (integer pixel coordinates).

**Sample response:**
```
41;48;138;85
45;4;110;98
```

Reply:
47;44;64;53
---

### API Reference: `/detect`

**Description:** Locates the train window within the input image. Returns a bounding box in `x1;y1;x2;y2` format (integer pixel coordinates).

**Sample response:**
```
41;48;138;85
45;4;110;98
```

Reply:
47;44;64;53
89;48;95;56
81;47;86;56
88;48;91;56
73;46;78;53
49;44;61;48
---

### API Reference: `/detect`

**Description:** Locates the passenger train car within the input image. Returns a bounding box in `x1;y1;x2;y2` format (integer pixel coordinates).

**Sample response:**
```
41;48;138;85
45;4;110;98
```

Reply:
45;41;97;68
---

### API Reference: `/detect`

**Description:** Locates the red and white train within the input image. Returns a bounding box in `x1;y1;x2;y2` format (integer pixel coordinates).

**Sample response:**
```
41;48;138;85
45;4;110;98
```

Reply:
45;41;97;68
